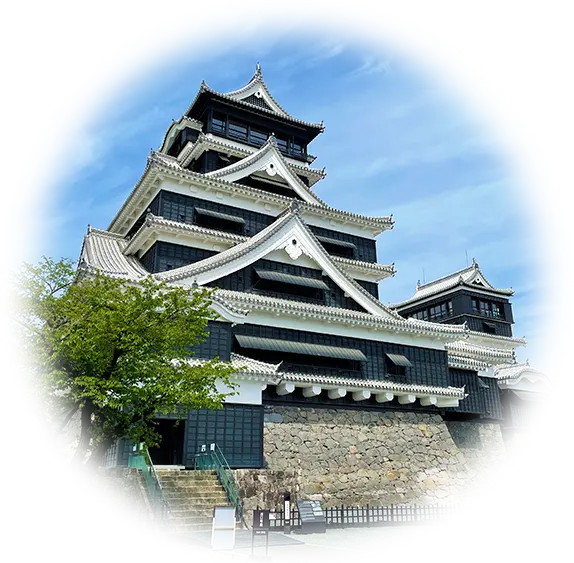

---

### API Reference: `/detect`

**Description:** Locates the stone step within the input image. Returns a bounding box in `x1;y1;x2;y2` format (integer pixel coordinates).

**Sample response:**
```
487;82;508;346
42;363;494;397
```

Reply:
158;472;217;477
160;481;225;489
158;475;219;483
166;495;228;508
167;514;213;525
161;485;224;495
158;481;221;490
159;514;242;533
164;495;227;503
157;470;218;477
159;477;219;483
168;507;218;517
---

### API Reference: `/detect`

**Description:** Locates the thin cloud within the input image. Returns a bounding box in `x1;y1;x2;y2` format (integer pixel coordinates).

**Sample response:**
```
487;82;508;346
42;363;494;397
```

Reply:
308;43;345;64
348;55;393;76
31;45;543;370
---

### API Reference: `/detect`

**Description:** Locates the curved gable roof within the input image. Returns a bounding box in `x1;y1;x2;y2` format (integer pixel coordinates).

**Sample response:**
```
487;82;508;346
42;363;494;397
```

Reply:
185;67;324;133
204;137;327;206
154;202;400;319
223;64;290;117
393;258;514;308
494;362;549;388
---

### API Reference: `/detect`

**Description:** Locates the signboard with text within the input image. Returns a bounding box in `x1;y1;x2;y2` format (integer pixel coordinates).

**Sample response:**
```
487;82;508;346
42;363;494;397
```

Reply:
296;500;326;534
211;505;236;550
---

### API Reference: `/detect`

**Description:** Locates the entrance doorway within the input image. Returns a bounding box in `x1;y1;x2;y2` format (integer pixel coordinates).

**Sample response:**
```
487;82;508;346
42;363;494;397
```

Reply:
148;419;185;465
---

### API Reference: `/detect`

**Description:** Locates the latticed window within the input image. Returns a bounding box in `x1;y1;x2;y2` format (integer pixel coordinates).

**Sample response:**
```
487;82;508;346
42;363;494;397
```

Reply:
291;138;305;156
211;111;226;134
228;120;248;141
187;405;263;468
249;128;267;146
275;136;288;152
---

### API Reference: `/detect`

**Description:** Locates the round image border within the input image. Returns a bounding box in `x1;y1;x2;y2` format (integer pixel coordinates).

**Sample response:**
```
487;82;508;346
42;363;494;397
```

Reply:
0;0;574;563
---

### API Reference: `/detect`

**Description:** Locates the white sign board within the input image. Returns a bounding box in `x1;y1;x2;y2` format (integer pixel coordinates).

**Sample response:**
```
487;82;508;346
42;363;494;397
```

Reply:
211;505;236;550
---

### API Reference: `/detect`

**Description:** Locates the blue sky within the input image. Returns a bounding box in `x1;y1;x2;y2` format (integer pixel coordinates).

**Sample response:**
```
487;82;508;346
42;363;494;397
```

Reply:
34;40;540;365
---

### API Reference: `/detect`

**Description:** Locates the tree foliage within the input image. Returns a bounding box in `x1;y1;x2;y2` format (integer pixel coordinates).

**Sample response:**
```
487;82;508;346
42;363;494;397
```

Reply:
17;257;237;464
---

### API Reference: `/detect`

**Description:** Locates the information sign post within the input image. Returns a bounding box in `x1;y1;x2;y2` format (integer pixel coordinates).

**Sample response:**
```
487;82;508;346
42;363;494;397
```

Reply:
251;509;270;556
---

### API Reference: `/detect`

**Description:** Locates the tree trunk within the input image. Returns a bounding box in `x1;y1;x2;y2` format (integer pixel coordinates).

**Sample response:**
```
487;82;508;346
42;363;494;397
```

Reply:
89;436;114;467
73;399;93;463
56;404;79;433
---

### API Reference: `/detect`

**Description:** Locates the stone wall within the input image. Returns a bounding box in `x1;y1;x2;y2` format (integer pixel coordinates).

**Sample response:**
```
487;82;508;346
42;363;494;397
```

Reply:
94;467;151;512
234;406;506;510
234;469;301;517
502;430;530;460
446;420;506;483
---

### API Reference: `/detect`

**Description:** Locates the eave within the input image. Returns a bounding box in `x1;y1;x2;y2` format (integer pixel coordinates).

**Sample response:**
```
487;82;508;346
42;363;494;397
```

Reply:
393;260;514;309
189;353;466;404
445;340;516;365
204;137;327;207
107;152;394;237
176;132;326;186
124;213;395;281
151;205;399;319
159;116;203;154
213;289;469;342
185;81;324;141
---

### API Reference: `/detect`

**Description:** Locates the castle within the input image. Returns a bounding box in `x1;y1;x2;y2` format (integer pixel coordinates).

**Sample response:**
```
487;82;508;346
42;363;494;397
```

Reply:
81;65;547;507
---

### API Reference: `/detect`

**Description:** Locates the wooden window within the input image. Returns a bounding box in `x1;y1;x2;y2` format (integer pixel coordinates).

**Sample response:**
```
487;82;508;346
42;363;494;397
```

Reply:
249;128;267;146
211;112;226;134
228;120;248;141
275;136;288;152
291;138;305;156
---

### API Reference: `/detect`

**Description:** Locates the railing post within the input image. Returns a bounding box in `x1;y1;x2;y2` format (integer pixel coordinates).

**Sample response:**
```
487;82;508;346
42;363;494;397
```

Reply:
367;503;370;527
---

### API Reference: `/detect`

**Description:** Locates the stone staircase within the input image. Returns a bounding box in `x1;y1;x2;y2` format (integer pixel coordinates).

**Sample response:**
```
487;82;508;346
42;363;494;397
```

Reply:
155;469;230;532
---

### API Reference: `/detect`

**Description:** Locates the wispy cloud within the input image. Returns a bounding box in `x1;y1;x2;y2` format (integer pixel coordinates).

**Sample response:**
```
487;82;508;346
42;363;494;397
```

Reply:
35;44;544;365
348;55;393;76
56;104;171;184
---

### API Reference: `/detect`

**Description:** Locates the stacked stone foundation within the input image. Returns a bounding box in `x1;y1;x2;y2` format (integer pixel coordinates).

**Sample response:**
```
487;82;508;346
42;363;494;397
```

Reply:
234;406;505;515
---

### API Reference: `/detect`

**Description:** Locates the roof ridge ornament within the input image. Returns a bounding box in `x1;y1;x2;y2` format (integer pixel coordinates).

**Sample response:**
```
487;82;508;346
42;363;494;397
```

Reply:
268;132;278;148
472;257;478;269
254;63;263;79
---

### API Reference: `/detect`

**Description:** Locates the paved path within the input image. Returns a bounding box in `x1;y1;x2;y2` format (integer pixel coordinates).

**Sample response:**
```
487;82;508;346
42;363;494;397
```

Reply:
166;524;448;562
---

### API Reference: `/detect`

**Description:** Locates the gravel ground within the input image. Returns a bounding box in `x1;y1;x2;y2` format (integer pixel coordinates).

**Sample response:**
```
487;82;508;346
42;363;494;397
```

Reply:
288;526;436;553
165;526;435;563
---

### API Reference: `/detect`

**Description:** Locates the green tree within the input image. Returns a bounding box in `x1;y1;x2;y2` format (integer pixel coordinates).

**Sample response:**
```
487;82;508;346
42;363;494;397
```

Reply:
17;257;236;465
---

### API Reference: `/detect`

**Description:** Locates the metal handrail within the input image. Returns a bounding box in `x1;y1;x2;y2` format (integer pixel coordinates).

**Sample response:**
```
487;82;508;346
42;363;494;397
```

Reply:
195;444;244;524
128;447;170;520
